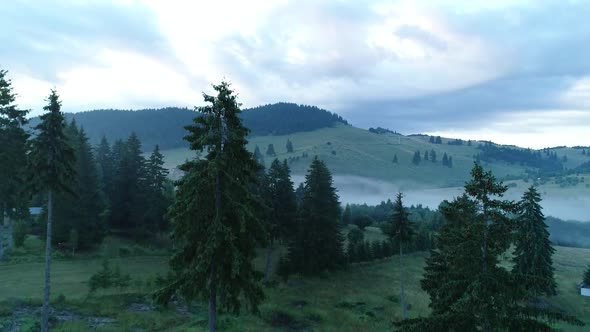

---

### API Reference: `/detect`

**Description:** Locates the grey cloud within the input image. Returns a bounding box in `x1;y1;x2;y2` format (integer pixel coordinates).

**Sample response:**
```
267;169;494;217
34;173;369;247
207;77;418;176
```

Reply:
0;1;174;82
395;25;447;51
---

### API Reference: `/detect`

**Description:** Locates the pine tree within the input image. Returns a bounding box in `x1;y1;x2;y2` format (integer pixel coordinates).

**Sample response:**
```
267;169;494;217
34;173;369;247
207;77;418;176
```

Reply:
400;164;582;331
28;90;76;332
442;152;448;166
383;193;414;320
584;265;590;285
423;150;429;161
96;136;114;205
254;145;264;165
0;69;29;259
145;145;170;233
429;149;436;163
448;156;453;168
393;154;398;164
283;157;344;275
412;151;421;165
155;82;265;332
286;139;294;153
435;136;442;144
512;186;557;297
342;204;352;225
266;143;276;156
429;136;434;143
264;159;297;282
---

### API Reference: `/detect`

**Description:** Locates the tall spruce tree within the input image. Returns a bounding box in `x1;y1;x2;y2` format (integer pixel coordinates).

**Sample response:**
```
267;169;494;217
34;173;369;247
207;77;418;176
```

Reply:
412;151;421;165
584;265;590;285
0;69;29;259
400;164;582;331
384;192;414;320
283;157;344;275
155;82;265;332
266;143;276;156
28;90;75;332
286;139;294;153
342;204;352;225
145;145;170;233
263;159;297;282
513;186;557;297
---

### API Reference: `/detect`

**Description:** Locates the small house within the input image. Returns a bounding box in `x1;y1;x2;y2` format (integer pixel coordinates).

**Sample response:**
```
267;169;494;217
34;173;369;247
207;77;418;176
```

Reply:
580;282;590;297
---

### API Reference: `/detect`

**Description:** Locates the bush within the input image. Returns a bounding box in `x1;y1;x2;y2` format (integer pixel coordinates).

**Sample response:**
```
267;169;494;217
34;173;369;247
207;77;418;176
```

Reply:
88;259;132;294
13;220;28;248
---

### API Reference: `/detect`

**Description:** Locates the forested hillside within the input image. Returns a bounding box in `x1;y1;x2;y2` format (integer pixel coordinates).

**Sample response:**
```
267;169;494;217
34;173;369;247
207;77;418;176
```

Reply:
28;103;348;151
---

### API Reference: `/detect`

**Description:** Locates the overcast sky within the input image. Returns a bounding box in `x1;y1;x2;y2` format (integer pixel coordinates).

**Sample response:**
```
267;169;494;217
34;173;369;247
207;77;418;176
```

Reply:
2;0;590;148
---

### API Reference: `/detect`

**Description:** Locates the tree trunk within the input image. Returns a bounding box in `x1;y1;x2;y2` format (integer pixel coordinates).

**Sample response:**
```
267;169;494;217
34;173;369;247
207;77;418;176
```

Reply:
7;214;13;253
41;190;53;332
0;208;4;261
400;241;407;320
264;240;274;283
209;264;217;332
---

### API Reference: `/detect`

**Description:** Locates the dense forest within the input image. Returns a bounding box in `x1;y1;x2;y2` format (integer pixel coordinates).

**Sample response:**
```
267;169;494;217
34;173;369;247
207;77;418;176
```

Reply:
28;103;349;151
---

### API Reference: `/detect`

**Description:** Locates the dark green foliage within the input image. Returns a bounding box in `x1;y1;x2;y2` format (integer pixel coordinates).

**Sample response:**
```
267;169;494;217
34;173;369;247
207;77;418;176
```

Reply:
412;151;421;165
435;136;442;144
145;145;171;233
400;164;582;331
283;157;345;275
0;69;30;257
286;139;294;153
513;186;557;297
584;265;590;285
429;150;436;163
354;215;373;230
28;89;76;196
29;89;76;332
266;159;298;242
428;136;434;143
392;154;398;164
447;156;453;168
423;151;429;161
442;153;449;166
88;259;131;293
342;204;352;225
369;127;397;135
478;142;563;173
51;124;106;250
155;82;265;322
347;228;364;246
384;193;415;246
109;133;147;234
13;219;27;248
243;103;348;135
266;144;276;156
29;103;348;150
447;138;463;146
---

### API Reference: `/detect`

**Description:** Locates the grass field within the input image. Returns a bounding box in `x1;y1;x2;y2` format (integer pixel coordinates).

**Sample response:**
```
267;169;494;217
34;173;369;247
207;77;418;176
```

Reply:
160;124;590;188
1;230;588;331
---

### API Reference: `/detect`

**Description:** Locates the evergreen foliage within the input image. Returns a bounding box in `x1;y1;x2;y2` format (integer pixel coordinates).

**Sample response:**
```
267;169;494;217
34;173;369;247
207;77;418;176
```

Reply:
282;157;344;275
266;143;276;156
353;215;373;230
393;154;398;163
399;164;582;331
342;204;352;225
286;139;294;153
28;89;76;332
155;82;265;332
584;265;590;285
512;186;557;297
429;149;436;163
412;151;421;165
0;69;29;259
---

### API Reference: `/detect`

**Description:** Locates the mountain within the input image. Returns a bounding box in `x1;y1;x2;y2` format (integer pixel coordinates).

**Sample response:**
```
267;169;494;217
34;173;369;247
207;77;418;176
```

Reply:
28;103;348;151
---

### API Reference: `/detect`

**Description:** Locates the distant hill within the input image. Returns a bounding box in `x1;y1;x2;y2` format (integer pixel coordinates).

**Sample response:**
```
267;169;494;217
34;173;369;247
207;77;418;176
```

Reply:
28;103;348;151
161;124;590;187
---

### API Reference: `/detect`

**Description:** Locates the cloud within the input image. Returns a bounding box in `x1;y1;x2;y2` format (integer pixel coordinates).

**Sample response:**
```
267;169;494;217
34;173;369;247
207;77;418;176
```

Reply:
2;0;590;147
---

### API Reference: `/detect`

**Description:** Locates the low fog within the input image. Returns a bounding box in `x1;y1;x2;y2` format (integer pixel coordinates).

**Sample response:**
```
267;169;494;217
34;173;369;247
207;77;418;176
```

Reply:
292;175;590;222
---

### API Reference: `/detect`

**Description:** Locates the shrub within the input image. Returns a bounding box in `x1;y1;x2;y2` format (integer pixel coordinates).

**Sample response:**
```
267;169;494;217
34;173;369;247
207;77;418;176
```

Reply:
13;220;28;248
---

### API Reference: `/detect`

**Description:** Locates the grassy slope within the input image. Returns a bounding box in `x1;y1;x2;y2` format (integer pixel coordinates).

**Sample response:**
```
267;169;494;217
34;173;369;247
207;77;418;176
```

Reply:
1;233;588;331
161;124;590;188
